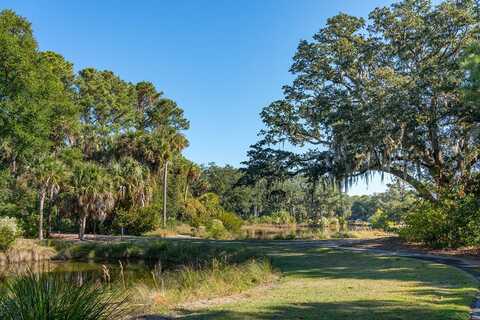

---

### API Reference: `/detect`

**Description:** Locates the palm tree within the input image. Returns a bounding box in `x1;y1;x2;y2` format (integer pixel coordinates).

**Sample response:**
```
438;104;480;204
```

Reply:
184;163;201;202
160;130;188;227
33;157;68;240
71;162;115;240
111;157;152;210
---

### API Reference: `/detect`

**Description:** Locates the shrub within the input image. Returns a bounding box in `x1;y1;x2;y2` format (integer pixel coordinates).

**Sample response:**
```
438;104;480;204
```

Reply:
0;217;22;250
114;206;160;236
207;219;231;239
183;197;209;227
338;216;349;232
400;204;447;247
217;211;243;234
0;271;129;320
329;217;340;232
400;195;480;248
317;216;329;231
269;210;296;225
369;209;396;231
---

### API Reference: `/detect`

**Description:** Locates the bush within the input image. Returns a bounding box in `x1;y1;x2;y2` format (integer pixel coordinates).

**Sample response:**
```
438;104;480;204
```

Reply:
317;216;329;231
400;195;480;248
329;217;340;232
207;219;231;239
0;217;22;250
114;206;160;236
184;198;209;227
217;211;243;234
273;210;295;224
369;209;396;231
338;216;349;232
0;271;129;320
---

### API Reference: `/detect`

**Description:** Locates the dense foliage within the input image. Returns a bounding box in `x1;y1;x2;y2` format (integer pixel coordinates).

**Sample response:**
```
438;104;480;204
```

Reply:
0;10;243;240
0;217;21;250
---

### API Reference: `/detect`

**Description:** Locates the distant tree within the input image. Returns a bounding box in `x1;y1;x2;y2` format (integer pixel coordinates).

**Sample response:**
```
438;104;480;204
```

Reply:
350;195;378;220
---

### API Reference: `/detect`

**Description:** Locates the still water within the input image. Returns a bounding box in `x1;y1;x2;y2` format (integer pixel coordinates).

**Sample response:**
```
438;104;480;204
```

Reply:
0;260;159;287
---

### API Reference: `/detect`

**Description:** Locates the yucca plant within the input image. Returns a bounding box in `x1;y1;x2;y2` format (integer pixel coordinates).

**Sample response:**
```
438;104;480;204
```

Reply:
0;271;130;320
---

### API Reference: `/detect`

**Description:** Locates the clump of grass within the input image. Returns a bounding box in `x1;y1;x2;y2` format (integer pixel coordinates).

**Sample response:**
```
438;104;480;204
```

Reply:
348;229;394;239
144;228;179;238
130;257;276;314
145;223;198;238
0;239;56;265
0;271;130;320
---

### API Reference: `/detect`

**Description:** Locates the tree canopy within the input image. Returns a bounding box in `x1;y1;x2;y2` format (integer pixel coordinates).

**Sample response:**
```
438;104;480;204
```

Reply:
256;0;480;201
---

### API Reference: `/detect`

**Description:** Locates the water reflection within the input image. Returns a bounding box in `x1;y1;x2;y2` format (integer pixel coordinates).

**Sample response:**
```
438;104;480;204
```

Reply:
0;260;158;288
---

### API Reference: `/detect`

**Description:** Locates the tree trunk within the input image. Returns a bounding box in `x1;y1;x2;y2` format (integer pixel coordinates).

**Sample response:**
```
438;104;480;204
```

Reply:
38;188;46;240
46;206;54;238
12;156;16;175
163;161;168;228
184;183;189;203
79;211;88;241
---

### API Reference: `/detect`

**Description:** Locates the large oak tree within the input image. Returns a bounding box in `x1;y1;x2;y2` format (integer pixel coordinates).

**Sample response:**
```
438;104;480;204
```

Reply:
258;0;480;201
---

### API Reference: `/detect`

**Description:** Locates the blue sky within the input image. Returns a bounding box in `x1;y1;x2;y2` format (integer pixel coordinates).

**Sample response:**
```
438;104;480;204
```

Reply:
2;0;397;195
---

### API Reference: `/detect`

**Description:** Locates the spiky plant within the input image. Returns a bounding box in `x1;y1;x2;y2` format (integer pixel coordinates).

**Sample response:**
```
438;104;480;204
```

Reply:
0;271;129;320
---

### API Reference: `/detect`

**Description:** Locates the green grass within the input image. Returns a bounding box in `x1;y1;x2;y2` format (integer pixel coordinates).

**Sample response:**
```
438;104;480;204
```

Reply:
0;271;129;320
241;224;392;240
51;239;278;316
17;238;479;319
178;245;478;320
130;258;277;315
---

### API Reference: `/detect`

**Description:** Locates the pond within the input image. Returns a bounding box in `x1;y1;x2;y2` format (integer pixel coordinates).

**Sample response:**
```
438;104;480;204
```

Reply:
0;259;160;288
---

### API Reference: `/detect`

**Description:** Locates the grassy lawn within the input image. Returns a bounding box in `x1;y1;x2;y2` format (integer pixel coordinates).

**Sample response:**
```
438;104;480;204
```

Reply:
180;245;478;320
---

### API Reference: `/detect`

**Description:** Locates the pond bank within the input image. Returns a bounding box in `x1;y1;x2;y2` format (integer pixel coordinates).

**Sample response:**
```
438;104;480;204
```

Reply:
0;239;56;265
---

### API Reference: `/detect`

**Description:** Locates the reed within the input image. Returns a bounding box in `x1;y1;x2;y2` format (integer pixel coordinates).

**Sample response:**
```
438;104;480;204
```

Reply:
0;270;130;320
0;239;56;265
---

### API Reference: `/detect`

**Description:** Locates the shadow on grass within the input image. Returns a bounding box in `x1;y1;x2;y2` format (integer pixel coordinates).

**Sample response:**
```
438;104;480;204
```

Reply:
173;242;477;320
170;239;477;298
180;300;468;320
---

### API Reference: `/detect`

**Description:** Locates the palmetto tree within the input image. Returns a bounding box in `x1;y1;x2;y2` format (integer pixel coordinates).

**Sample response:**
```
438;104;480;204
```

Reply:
160;130;188;227
71;162;115;240
33;157;69;240
184;163;201;202
110;157;153;210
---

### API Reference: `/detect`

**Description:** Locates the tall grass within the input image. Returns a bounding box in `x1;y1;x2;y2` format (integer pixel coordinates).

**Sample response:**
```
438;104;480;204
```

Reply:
241;223;392;240
0;239;56;265
0;271;130;320
130;257;276;314
51;240;278;315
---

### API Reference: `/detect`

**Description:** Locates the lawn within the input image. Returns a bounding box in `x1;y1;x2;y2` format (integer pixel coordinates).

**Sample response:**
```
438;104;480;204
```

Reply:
179;245;478;320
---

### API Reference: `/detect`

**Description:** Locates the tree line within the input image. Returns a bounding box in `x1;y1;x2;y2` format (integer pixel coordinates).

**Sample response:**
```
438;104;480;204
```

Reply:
0;9;196;239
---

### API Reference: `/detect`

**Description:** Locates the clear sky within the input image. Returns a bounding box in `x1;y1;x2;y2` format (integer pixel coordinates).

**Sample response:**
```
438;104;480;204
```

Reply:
2;0;397;195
